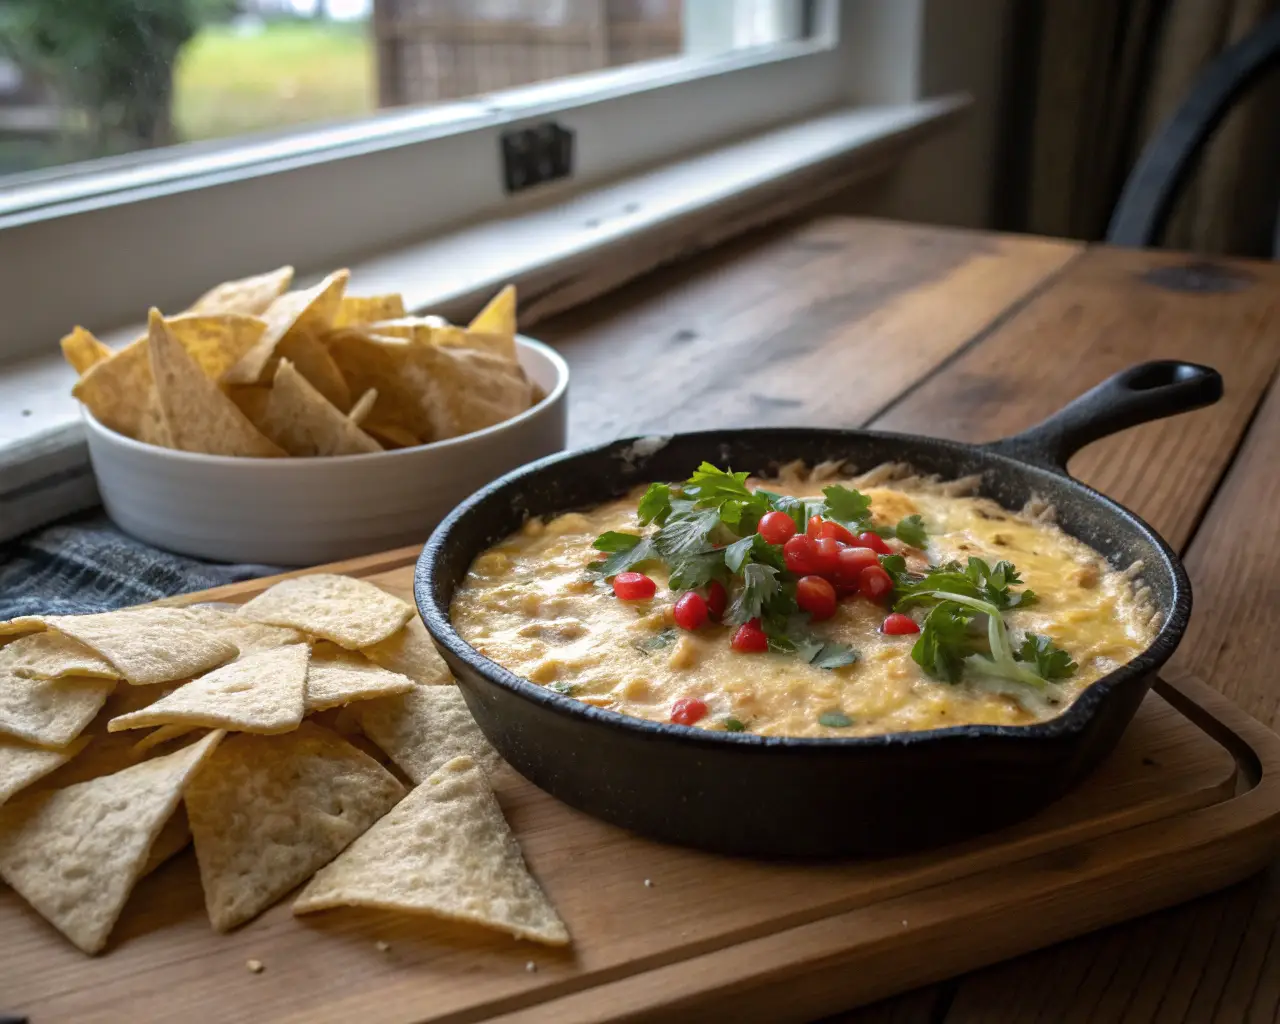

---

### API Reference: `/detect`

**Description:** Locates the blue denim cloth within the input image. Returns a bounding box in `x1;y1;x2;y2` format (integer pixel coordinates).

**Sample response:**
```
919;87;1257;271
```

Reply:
0;512;280;619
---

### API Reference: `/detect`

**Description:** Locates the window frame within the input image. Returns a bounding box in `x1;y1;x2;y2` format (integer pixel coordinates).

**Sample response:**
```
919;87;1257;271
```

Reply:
0;0;911;359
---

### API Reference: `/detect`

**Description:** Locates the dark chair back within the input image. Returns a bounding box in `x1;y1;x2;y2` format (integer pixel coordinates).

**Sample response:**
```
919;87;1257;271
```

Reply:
1106;10;1280;253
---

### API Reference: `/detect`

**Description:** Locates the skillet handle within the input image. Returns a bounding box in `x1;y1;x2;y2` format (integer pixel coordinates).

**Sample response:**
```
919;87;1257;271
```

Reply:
986;361;1223;473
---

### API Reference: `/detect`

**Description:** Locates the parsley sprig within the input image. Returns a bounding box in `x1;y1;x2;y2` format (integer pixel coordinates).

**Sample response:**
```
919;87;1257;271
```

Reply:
891;559;1073;690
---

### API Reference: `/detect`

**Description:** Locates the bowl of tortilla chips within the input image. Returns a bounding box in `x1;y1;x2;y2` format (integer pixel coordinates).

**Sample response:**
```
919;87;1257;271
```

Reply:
63;269;568;566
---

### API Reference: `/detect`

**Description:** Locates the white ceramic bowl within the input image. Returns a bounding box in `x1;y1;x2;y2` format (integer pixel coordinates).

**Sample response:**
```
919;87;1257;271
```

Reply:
83;336;568;566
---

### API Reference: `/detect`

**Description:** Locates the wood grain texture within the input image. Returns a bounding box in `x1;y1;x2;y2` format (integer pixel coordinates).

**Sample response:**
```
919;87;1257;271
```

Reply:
873;247;1280;548
536;217;1080;446
942;362;1280;1024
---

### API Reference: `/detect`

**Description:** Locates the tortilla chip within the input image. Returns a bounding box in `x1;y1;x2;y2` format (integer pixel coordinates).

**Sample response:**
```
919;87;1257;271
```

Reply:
365;315;448;342
32;686;168;791
259;360;382;457
469;284;517;337
324;330;437;442
306;643;414;712
0;666;115;747
224;269;349;386
144;804;192;875
0;735;90;805
294;754;568;945
275;331;352;411
188;266;294;316
0;607;238;685
71;336;153;439
148;311;286;458
137;386;172;446
335;294;407;328
240;574;413;649
164;313;267;380
356;683;501;784
186;723;405;931
431;324;517;362
348;387;378;426
0;731;223;953
1;631;121;681
412;342;532;439
178;608;306;657
132;724;197;754
107;644;309;735
361;616;453;686
361;418;420;449
60;326;114;376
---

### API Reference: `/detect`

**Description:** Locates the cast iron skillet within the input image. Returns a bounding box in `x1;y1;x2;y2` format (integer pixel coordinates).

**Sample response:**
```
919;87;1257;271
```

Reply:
417;361;1223;858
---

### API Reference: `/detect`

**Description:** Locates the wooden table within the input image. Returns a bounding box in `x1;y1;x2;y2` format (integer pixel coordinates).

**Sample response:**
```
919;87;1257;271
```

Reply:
532;215;1280;1023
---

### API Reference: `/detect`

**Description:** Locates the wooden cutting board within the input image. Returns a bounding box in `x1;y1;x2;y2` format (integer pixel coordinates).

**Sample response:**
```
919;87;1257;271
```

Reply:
4;548;1280;1024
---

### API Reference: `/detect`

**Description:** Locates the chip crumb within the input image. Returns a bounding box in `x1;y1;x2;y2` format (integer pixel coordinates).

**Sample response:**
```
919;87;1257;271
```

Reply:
643;878;653;888
525;961;537;973
375;940;390;953
902;920;909;927
246;959;265;974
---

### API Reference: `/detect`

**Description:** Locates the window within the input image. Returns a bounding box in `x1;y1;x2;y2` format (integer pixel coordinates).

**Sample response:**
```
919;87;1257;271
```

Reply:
0;1;922;360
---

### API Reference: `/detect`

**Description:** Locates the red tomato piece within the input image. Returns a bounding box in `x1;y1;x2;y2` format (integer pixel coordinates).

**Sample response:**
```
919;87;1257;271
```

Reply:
613;572;656;600
731;618;769;653
757;510;798;545
811;537;842;577
670;697;709;726
882;612;920;635
807;514;826;538
673;591;709;631
795;575;837;621
783;534;819;575
834;546;880;585
705;580;727;620
856;531;892;555
858;565;893;601
818;520;857;545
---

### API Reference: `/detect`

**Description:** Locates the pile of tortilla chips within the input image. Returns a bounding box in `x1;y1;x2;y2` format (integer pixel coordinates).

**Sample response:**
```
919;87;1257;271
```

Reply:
0;574;568;954
62;268;538;457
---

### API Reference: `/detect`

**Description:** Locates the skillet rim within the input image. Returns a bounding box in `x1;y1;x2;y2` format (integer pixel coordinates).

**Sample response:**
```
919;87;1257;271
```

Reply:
415;426;1189;751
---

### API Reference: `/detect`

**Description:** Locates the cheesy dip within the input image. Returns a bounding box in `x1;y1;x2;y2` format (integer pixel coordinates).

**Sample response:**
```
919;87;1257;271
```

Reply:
451;461;1158;738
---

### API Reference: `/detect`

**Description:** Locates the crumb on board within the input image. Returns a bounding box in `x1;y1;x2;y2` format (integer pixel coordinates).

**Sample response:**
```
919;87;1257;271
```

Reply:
375;941;390;953
246;959;265;974
643;878;654;888
525;961;538;973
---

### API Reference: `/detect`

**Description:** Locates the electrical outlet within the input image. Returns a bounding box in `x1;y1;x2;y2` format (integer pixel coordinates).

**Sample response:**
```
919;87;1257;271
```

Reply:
501;121;574;194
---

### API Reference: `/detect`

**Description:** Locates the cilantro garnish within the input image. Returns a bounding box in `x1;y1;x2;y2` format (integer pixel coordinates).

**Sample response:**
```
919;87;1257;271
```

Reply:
547;681;579;696
723;717;747;732
631;628;677;656
818;711;854;728
726;563;780;625
637;483;672;526
587;465;1065;683
895;514;928;548
1016;633;1078;680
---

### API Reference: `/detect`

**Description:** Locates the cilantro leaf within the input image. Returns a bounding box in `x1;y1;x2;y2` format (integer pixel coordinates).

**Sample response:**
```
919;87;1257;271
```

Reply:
756;490;808;534
723;717;747;732
818;710;854;728
895;514;927;548
821;485;873;527
723;534;756;574
963;557;1037;610
681;462;770;530
637;483;672;526
654;506;721;561
809;642;860;670
726;563;780;625
593;531;642;553
589;536;659;578
667;549;729;591
911;603;980;683
548;681;579;696
1016;633;1078;679
631;628;677;656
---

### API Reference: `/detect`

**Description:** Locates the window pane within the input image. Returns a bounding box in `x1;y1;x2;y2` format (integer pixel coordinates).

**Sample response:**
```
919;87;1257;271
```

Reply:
0;0;810;179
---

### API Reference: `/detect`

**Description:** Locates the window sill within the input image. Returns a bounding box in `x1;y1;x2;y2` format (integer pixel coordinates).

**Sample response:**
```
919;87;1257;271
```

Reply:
0;96;965;543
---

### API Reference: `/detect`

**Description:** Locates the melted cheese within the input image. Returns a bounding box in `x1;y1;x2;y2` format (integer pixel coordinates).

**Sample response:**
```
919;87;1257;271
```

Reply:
451;474;1157;738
